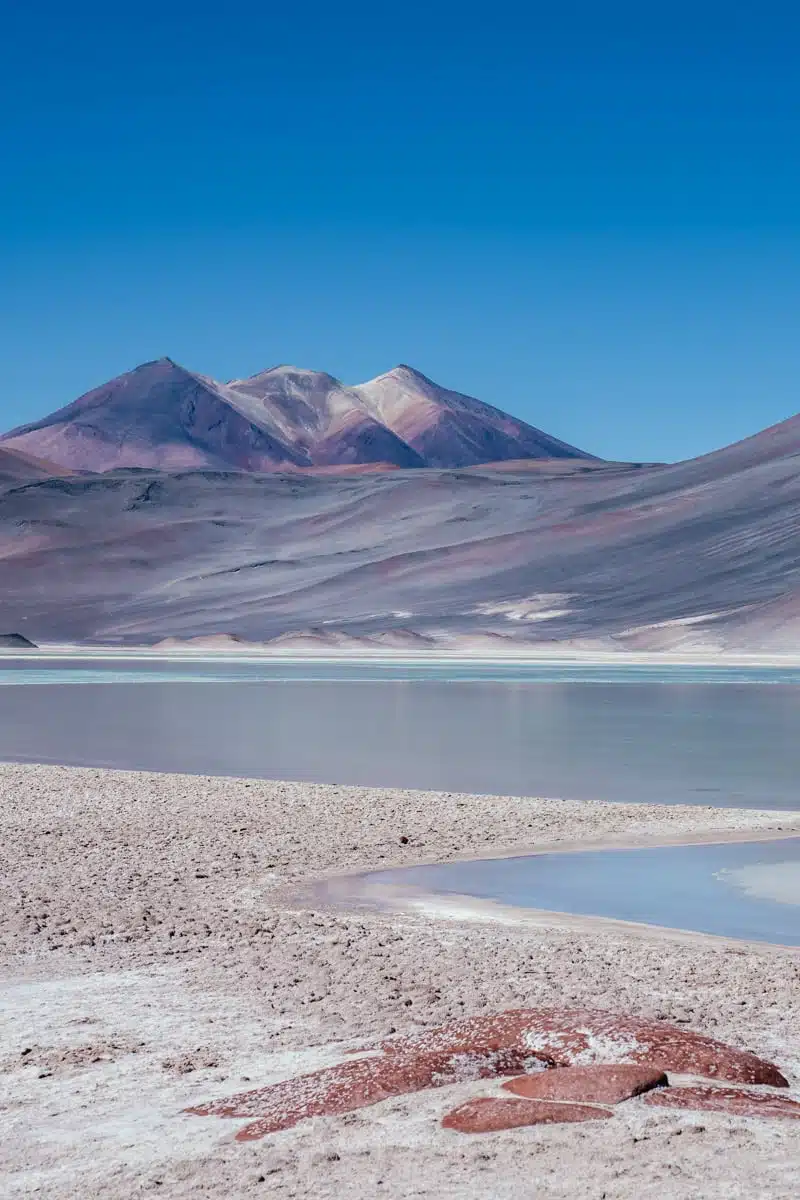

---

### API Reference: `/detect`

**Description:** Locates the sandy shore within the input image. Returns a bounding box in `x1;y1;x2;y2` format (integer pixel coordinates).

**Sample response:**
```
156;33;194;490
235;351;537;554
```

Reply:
6;643;800;666
2;763;799;1198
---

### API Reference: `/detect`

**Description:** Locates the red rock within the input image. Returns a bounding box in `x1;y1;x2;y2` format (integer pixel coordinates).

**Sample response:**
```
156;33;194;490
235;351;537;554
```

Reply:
442;1096;612;1133
503;1063;667;1104
186;1046;550;1141
644;1086;800;1120
380;1008;788;1088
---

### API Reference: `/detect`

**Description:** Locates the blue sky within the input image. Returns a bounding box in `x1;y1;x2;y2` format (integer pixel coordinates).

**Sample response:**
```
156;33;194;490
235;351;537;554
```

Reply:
1;1;799;462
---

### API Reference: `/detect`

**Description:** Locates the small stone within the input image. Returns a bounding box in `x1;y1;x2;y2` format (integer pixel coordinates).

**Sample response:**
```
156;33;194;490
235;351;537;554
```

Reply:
644;1086;800;1120
442;1097;612;1133
503;1064;667;1105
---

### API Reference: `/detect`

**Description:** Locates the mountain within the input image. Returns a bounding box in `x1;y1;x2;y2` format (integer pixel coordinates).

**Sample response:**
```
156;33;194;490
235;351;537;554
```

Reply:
1;403;799;651
0;360;307;473
351;365;591;466
0;359;594;472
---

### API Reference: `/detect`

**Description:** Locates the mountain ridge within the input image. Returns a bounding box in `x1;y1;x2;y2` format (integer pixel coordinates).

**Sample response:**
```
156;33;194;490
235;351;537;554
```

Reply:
0;359;595;473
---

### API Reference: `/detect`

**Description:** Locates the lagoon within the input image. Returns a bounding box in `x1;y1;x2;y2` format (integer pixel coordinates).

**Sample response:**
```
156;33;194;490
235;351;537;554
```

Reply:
1;656;799;809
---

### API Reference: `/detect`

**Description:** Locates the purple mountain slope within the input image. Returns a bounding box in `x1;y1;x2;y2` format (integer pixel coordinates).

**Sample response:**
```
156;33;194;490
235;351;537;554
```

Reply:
352;365;593;467
223;366;427;468
0;445;74;482
1;403;799;650
0;359;593;472
0;359;309;473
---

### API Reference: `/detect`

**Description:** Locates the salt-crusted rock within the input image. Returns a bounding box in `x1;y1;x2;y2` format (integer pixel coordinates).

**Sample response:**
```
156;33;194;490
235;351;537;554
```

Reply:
188;1010;791;1143
186;1046;549;1140
644;1086;800;1119
380;1008;788;1087
442;1096;612;1133
503;1063;667;1104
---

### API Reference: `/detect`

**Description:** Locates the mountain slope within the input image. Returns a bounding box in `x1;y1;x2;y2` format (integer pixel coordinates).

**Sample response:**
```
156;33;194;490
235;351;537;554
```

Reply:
0;445;73;482
1;405;799;650
224;367;426;467
0;359;593;472
0;359;310;472
353;365;595;467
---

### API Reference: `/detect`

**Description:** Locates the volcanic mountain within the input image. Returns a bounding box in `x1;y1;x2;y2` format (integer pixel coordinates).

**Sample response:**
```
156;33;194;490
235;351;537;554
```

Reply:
0;359;595;473
1;398;799;650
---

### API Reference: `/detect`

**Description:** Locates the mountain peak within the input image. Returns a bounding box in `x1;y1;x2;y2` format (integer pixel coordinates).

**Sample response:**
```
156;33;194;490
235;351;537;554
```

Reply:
138;356;183;371
229;365;343;389
124;357;203;387
366;364;433;388
353;366;594;466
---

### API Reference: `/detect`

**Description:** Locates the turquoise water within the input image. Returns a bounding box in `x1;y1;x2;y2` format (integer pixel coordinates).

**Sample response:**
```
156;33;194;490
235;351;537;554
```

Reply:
2;655;800;686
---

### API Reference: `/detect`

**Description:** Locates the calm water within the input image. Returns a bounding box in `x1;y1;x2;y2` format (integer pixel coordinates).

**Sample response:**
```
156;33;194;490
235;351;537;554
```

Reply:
354;837;800;946
1;656;799;808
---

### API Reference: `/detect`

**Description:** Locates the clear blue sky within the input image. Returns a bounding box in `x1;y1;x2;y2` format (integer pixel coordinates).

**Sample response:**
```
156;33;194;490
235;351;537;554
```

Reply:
2;1;799;462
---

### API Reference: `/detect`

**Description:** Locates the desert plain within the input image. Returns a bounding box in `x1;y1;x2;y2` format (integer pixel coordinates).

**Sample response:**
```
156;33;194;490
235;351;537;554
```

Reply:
1;760;799;1198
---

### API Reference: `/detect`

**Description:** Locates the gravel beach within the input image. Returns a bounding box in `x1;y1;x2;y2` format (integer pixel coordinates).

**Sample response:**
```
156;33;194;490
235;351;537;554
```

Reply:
2;762;799;1199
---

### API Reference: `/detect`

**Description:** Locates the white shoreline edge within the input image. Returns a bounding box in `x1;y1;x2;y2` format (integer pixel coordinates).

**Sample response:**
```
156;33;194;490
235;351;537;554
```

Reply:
320;883;800;956
310;825;800;954
4;646;800;667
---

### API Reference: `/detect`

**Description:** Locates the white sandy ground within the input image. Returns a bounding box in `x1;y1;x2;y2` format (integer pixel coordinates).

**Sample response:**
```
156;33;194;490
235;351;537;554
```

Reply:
1;764;800;1199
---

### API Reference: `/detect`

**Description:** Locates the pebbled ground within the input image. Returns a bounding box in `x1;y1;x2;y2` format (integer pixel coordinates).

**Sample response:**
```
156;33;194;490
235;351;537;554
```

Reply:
1;763;799;1198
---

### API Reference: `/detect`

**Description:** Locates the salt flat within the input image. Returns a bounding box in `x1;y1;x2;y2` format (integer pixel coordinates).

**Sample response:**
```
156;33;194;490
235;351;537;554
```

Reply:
2;763;799;1198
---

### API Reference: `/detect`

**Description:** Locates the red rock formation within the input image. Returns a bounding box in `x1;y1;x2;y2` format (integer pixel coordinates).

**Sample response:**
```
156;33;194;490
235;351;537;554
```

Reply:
644;1086;800;1120
503;1063;667;1104
380;1008;788;1088
188;1010;792;1145
186;1046;551;1141
442;1096;612;1133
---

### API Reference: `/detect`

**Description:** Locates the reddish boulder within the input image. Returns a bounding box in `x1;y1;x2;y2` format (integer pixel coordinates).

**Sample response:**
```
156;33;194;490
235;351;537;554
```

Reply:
644;1086;800;1120
380;1008;788;1088
186;1046;550;1141
503;1063;667;1104
442;1096;612;1133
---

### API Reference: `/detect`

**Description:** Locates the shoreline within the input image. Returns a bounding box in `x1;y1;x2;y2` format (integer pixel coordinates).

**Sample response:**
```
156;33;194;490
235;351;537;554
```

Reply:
2;763;800;1198
5;644;800;668
310;822;800;881
315;882;800;956
310;826;800;955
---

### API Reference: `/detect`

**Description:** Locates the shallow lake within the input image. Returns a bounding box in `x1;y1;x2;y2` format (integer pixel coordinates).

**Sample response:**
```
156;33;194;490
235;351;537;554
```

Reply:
351;836;800;946
1;656;799;809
